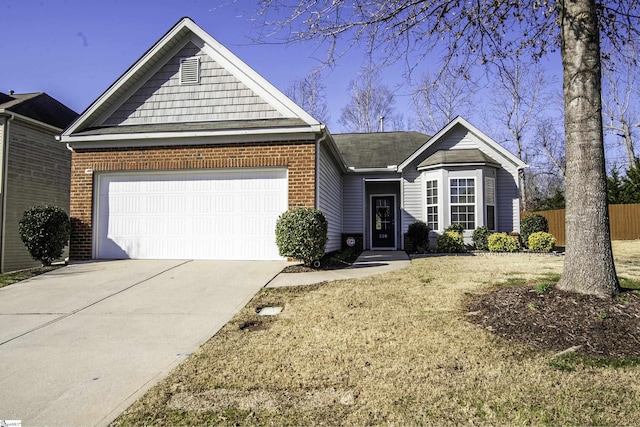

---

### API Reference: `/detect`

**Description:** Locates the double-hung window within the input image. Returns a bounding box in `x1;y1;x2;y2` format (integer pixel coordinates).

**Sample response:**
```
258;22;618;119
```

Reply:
425;180;438;230
450;178;476;230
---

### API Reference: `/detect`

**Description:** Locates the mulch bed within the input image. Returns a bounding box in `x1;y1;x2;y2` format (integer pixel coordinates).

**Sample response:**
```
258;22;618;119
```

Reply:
465;286;640;358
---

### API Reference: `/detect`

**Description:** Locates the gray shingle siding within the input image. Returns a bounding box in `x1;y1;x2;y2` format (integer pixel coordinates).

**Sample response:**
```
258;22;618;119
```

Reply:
103;42;282;126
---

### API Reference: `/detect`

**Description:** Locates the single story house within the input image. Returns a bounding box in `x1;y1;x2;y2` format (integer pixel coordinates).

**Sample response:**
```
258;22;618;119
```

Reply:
0;91;78;271
61;17;526;261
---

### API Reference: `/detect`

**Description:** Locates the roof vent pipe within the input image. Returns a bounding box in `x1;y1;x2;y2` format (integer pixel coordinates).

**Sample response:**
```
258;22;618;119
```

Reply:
379;116;385;132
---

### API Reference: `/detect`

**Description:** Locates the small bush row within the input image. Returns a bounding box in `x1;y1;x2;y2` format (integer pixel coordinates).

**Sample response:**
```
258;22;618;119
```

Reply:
405;214;556;254
471;214;555;253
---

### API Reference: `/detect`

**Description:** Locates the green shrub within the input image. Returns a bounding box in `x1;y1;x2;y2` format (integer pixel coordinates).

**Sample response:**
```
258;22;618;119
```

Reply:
528;231;556;252
407;221;430;253
446;223;464;234
436;231;466;253
275;207;328;266
487;232;520;252
520;214;549;248
19;205;70;266
472;226;492;251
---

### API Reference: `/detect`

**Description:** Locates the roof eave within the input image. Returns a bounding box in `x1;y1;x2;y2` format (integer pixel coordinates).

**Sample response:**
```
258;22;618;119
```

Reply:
62;125;320;148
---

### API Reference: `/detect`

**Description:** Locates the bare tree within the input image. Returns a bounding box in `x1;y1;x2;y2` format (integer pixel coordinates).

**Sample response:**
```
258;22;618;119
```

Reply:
535;117;566;179
255;0;640;297
338;64;402;132
286;68;330;124
602;51;640;169
489;58;554;211
412;67;477;134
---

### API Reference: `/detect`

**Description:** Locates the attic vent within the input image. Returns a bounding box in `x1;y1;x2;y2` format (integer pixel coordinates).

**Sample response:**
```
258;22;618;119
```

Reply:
180;56;200;84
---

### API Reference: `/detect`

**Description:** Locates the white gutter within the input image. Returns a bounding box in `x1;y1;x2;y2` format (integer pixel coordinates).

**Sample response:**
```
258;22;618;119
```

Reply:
347;165;399;173
0;110;63;133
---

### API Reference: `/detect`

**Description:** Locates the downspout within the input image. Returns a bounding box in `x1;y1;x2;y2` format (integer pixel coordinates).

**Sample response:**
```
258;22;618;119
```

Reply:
0;113;15;273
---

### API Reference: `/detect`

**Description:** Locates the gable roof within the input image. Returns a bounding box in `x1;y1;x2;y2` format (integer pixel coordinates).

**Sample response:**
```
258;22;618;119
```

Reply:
0;92;78;130
62;17;321;145
333;131;429;169
398;116;527;171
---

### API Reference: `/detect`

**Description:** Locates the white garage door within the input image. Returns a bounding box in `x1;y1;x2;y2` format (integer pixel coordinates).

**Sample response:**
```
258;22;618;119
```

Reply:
95;169;288;260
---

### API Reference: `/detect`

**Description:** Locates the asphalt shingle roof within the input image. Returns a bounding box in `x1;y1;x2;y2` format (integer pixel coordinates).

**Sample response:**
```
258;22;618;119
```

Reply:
0;92;78;129
417;149;500;169
332;131;430;169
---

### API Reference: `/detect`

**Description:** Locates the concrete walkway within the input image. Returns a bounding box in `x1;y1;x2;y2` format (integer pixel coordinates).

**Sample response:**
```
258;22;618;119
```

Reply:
267;250;411;287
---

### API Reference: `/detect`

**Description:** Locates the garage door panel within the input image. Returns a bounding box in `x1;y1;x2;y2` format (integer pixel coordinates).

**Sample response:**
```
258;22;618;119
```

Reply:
95;169;288;260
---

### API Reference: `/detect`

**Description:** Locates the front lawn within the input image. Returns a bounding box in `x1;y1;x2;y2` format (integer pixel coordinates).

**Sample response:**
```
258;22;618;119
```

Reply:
112;241;640;426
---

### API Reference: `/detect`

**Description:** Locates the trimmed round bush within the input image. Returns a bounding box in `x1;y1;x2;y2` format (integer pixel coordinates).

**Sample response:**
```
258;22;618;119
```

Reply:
528;231;556;252
472;226;492;251
520;214;549;248
436;231;465;253
275;207;328;266
19;205;71;266
407;221;430;253
487;232;520;252
446;223;464;234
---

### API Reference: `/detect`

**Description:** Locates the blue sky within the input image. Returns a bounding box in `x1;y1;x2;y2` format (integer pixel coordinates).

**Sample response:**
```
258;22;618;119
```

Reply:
1;0;413;129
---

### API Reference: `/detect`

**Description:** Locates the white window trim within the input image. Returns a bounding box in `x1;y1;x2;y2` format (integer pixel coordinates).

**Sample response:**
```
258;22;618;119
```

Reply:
449;177;477;231
425;178;439;231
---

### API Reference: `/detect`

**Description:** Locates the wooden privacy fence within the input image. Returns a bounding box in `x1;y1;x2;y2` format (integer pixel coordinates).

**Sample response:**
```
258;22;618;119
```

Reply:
521;204;640;247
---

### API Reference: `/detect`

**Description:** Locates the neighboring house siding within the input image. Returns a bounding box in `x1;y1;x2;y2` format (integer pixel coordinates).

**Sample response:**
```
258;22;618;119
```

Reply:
342;174;364;234
318;143;342;252
3;121;70;272
103;42;281;126
402;167;422;233
69;141;316;260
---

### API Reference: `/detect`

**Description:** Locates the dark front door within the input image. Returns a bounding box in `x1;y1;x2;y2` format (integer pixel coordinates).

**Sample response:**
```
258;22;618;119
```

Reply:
371;195;395;248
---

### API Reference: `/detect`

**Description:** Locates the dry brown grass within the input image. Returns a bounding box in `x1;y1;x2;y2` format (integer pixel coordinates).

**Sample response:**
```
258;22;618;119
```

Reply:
113;241;640;426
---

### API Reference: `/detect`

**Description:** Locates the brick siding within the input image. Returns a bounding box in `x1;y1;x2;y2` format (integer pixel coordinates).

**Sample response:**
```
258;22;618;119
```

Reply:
70;141;316;259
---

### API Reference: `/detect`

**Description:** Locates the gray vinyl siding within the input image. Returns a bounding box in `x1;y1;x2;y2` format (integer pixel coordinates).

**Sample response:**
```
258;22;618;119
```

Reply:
435;125;477;151
342;174;364;233
104;42;282;126
401;167;423;233
3;120;71;272
496;167;521;232
318;143;343;252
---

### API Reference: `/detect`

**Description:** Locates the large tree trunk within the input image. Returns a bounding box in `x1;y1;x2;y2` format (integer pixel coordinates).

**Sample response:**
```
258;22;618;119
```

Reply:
557;0;619;297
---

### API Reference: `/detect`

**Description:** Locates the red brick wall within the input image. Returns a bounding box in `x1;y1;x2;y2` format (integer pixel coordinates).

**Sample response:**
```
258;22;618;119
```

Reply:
70;141;316;259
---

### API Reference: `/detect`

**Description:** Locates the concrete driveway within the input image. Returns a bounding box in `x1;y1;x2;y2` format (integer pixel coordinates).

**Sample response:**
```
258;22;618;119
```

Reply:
0;259;287;426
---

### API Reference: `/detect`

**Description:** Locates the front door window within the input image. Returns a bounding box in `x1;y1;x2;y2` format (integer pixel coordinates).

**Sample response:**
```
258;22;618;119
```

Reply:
371;195;395;248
